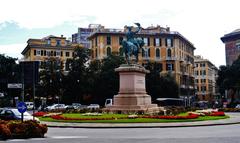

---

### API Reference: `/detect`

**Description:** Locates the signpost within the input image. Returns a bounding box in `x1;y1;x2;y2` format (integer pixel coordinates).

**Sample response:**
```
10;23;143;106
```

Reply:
17;101;27;122
8;83;22;89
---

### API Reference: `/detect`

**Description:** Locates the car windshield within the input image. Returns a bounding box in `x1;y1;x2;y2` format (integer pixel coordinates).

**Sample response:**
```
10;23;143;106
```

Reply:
11;109;31;116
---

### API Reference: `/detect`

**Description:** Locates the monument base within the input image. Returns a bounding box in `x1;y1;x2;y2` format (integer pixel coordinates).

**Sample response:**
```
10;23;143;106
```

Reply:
104;64;159;114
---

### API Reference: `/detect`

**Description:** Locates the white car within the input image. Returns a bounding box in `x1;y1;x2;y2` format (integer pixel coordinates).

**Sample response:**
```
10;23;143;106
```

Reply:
87;104;100;110
45;104;66;111
235;104;240;108
0;108;39;121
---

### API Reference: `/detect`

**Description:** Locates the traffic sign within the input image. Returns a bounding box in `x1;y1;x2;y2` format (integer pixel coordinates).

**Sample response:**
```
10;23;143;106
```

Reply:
8;83;22;89
17;102;27;113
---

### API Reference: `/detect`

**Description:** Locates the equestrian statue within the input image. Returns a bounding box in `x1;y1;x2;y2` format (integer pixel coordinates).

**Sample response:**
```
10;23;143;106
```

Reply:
122;23;144;64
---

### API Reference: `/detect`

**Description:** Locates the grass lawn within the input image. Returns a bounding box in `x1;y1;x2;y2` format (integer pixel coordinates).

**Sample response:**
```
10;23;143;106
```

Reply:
39;113;229;123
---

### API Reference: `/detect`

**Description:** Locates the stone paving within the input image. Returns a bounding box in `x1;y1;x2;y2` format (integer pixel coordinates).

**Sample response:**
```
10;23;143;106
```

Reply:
40;112;240;128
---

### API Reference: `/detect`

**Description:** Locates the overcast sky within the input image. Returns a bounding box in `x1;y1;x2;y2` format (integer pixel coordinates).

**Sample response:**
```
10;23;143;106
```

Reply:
0;0;239;67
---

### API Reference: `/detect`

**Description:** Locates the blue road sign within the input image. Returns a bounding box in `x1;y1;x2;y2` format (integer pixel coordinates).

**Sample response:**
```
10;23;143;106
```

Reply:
17;102;27;113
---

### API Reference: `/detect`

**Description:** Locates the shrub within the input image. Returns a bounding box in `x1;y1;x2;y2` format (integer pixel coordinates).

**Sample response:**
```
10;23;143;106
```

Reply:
0;120;48;139
0;124;11;139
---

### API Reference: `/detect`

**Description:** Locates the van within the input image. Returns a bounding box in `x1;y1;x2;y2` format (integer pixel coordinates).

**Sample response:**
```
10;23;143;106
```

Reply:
25;102;34;110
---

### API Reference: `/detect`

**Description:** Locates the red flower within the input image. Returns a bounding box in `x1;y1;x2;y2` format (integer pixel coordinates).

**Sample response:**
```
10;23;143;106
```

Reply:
33;111;48;117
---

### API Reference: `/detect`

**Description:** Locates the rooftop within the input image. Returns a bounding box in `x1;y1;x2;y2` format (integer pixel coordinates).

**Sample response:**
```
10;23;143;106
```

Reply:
221;29;240;42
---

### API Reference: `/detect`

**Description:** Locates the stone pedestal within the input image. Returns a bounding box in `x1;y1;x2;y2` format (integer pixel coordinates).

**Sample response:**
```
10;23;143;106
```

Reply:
104;64;159;114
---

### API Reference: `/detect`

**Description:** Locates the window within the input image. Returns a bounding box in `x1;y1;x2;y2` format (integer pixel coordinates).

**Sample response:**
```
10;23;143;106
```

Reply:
166;38;173;47
107;36;111;45
72;52;74;57
144;38;148;46
119;47;124;56
95;48;98;58
44;50;46;56
202;70;206;75
142;48;150;58
34;50;36;56
107;47;111;56
148;48;150;57
156;48;160;58
61;51;63;57
66;52;70;57
200;63;205;67
155;38;160;46
36;50;41;56
167;49;171;57
47;40;51;45
56;51;61;57
54;51;56;56
46;51;51;56
166;63;174;71
56;40;61;46
201;79;206;83
119;37;123;45
236;42;240;49
95;37;98;46
41;50;43;56
195;71;199;75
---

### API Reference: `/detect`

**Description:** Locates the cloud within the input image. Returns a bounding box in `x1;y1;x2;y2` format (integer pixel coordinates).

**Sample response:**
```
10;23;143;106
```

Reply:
0;43;26;59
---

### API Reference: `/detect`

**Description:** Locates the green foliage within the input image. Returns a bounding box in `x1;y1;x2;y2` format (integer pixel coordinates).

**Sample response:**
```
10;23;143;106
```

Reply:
38;57;64;105
217;56;240;104
88;54;125;105
0;54;20;107
63;47;90;104
145;62;179;101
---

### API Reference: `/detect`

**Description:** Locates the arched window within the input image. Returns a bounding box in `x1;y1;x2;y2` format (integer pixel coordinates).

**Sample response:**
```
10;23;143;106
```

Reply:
119;47;124;56
142;48;145;57
95;48;98;58
167;49;171;57
156;48;160;58
107;47;111;56
148;48;150;57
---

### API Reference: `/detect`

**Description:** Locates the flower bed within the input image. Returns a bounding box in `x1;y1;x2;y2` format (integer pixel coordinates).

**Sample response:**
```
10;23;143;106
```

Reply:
45;111;226;122
51;114;129;121
32;111;48;117
142;114;199;120
0;120;48;140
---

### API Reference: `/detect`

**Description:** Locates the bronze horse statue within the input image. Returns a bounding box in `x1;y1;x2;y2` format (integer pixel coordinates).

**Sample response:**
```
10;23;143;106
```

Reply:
122;23;144;64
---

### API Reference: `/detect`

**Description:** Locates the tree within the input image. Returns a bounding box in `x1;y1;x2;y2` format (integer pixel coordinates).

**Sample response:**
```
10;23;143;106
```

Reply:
0;54;20;107
89;54;125;105
217;56;240;106
145;62;179;101
63;47;90;104
37;57;64;105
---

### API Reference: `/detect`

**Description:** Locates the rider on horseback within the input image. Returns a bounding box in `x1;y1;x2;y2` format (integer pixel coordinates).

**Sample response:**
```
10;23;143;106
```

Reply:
122;23;144;64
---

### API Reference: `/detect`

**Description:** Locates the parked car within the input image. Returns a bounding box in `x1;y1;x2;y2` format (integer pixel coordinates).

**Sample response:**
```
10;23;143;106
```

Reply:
0;108;39;121
25;102;34;110
45;104;66;111
0;92;4;97
235;104;240;109
87;104;100;110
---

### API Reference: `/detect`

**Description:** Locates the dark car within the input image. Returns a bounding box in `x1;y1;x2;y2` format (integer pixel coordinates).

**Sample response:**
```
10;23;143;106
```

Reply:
0;108;39;121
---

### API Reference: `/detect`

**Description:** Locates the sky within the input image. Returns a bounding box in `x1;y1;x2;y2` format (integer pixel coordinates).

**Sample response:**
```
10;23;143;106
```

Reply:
0;0;240;67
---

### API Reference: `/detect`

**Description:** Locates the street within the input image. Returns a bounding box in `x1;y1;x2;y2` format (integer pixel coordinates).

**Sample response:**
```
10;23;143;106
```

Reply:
5;124;240;143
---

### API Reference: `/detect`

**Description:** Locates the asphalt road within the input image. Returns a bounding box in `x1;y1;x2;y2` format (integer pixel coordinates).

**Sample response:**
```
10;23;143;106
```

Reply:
4;124;240;143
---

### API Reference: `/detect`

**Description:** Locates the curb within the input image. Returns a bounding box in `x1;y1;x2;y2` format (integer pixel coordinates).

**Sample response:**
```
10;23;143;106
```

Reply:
45;122;240;129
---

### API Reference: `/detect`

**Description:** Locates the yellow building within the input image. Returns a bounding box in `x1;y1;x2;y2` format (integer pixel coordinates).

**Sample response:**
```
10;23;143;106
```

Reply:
88;25;196;98
21;35;80;71
194;55;219;104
